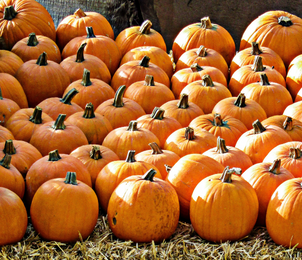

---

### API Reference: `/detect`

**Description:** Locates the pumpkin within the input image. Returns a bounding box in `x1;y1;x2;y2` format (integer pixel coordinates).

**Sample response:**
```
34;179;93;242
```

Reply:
0;87;20;126
286;54;302;101
95;150;162;212
241;159;294;226
0;187;27;246
190;167;258;242
115;20;167;57
15;52;70;108
0;49;23;75
30;172;99;243
283;101;302;122
107;168;179;243
0;125;14;142
56;8;114;51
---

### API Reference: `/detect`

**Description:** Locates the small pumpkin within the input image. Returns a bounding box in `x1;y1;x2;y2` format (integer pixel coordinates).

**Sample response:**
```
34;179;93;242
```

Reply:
0;87;20;126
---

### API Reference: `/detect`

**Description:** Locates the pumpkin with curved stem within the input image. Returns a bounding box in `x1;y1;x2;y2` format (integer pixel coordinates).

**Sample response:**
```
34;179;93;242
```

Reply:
0;50;23;76
241;159;294;226
107;168;179;243
190;167;258;242
30;171;99;243
95;150;162;212
0;88;20;126
0;126;14;142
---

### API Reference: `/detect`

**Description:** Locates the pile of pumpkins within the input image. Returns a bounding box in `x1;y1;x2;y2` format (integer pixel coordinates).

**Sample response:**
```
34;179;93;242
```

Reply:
2;0;302;249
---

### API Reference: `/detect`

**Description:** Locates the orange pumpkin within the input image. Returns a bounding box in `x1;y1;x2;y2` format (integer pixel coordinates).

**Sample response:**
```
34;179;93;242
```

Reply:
283;101;302;122
286;54;302;101
0;125;14;142
0;88;20;126
0;50;23;76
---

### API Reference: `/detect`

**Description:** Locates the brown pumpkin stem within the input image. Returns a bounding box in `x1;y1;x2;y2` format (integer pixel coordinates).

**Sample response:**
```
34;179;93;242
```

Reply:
283;117;293;131
86;26;96;38
212;113;223;126
259;73;270;86
144;75;155;86
251;42;263;55
201;74;214;87
278;16;293;27
52;114;66;130
251;56;265;72
200;16;212;29
64;172;78;185
83;103;95;118
3;140;16;155
178;94;189;109
74;8;86;18
36;52;48;66
151;107;165;120
90;145;102;160
48;149;62;161
185;126;195;140
142;168;157;181
27;33;39;47
125;150;136;163
252;119;266;134
81;68;92;87
196;45;207;57
139;56;150;67
149;142;163;154
220;166;242;183
289;147;302;159
268;159;281;175
127;120;138;131
113;85;126;107
234;93;247;108
215;136;228;154
139;20;152;34
60;88;79;105
190;63;203;72
3;6;18;20
0;154;11;169
75;43;87;63
29;106;43;124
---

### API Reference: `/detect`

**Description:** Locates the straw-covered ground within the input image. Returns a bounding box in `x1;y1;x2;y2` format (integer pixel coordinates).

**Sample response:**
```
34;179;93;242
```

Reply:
1;212;302;260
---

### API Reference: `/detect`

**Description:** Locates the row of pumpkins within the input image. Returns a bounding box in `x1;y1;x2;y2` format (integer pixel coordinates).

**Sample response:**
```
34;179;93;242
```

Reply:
1;0;302;250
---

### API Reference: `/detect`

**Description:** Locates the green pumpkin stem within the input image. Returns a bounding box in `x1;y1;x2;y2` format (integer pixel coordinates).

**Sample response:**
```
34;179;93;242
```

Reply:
149;142;163;154
200;16;212;29
125;150;136;163
3;140;16;155
190;63;203;72
64;172;78;185
196;45;207;57
48;149;62;161
201;74;214;87
74;8;86;18
216;136;228;154
27;33;39;47
289;147;301;159
220;166;242;183
178;94;189;109
268;159;281;175
139;56;150;67
113;85;126;107
139;20;152;34
36;52;48;66
82;103;95;118
252;119;266;134
151;107;165;120
278;16;293;27
0;154;11;169
142;168;157;181
81;69;92;87
251;42;263;55
52;114;66;130
185;126;195;140
75;43;87;63
60;88;79;105
3;6;18;20
260;73;270;86
144;75;155;86
251;56;265;72
90;145;102;160
29;106;43;124
86;26;96;38
234;93;247;108
127;120;138;131
283;117;293;131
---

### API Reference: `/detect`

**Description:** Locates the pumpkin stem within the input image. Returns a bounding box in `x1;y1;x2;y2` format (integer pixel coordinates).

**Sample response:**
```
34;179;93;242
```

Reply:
165;164;172;174
90;145;102;160
83;103;95;118
36;52;48;66
125;150;136;163
3;140;16;155
178;93;189;109
151;107;165;120
60;88;79;105
139;20;152;34
149;142;163;154
220;166;242;183
75;43;87;63
289;147;301;159
0;88;3;100
251;42;263;55
212;113;223;126
64;172;78;185
190;63;203;72
29;106;43;124
27;33;39;47
52;114;66;130
113;85;126;107
252;119;266;134
268;159;281;175
283;116;293;131
144;75;155;86
185;126;195;140
127;120;138;131
259;73;270;86
139;56;150;67
81;68;92;87
196;45;207;57
215;136;228;153
74;8;86;18
200;16;212;29
86;26;96;38
0;154;11;169
3;6;18;20
278;16;293;27
201;74;214;87
48;149;62;161
251;56;265;72
234;93;247;108
142;168;157;181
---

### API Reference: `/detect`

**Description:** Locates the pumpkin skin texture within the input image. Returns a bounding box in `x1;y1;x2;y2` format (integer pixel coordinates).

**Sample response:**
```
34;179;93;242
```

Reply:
107;169;179;243
266;178;302;248
0;50;24;76
166;153;224;221
30;172;99;243
0;125;14;142
0;187;28;246
0;88;20;126
287;54;302;101
0;0;56;50
190;167;259;243
241;159;294;226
